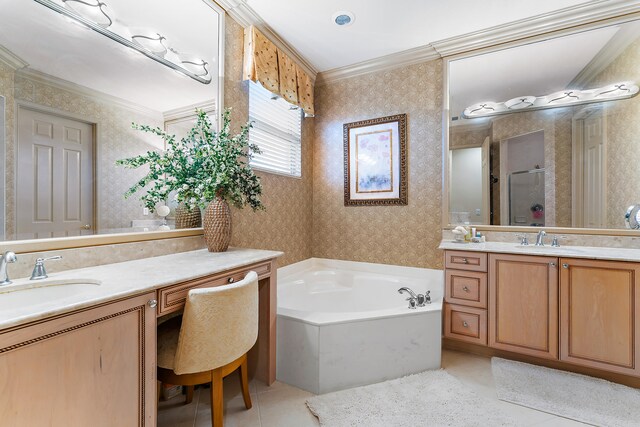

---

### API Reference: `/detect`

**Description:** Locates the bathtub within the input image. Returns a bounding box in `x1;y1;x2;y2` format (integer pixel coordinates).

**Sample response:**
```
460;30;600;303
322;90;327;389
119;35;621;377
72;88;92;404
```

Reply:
276;258;443;394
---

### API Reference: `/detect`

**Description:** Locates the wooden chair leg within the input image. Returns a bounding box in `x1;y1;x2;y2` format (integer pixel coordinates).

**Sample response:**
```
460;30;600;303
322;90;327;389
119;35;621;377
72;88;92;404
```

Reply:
211;368;224;427
185;386;194;404
238;355;252;409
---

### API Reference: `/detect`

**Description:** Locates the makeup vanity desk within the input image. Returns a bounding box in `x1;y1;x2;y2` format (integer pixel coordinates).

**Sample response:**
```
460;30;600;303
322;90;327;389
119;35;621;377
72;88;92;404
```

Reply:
0;247;282;426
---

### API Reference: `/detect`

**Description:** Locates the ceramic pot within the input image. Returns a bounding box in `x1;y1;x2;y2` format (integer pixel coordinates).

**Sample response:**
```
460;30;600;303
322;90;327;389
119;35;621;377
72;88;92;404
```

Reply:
203;197;231;252
175;203;202;229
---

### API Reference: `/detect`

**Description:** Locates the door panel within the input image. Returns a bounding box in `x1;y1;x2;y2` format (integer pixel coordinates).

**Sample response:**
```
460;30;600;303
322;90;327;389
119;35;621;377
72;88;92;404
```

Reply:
489;253;559;359
560;258;640;375
17;107;93;239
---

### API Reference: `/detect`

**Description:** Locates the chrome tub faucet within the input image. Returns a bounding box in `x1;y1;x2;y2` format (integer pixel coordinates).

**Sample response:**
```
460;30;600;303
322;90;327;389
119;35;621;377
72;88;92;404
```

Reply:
398;287;431;309
535;230;547;246
0;251;17;286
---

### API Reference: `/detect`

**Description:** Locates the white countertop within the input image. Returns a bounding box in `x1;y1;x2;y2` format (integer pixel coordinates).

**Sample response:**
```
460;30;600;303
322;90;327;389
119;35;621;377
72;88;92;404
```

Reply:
0;247;282;330
439;240;640;262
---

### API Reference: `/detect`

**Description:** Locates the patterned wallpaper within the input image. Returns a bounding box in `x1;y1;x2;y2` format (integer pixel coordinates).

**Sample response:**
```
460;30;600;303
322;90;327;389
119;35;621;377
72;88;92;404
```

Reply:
225;16;313;268
312;61;444;269
586;38;640;228
1;65;164;239
449;125;491;148
0;61;14;241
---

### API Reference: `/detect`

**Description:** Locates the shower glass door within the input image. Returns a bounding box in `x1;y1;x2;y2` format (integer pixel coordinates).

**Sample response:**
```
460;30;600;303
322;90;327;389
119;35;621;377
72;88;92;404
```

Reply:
508;169;545;226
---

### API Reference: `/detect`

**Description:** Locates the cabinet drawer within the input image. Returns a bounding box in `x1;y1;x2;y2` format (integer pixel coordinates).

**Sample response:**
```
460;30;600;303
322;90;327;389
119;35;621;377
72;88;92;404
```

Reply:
445;251;487;272
444;303;487;345
157;261;271;316
445;270;487;308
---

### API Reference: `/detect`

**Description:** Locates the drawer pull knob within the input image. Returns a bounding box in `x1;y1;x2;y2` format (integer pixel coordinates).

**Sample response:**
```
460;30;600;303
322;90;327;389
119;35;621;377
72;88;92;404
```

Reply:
148;299;158;308
562;263;569;269
462;321;469;328
549;262;556;268
462;258;469;264
462;286;470;292
227;277;235;284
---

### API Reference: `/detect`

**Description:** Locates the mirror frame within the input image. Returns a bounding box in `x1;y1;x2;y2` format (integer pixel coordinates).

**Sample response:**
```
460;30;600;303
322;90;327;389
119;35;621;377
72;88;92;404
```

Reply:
0;0;225;254
442;10;640;236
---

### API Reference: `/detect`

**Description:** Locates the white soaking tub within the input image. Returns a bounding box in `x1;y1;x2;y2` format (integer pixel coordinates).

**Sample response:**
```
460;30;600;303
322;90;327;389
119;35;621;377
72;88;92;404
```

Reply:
276;258;443;394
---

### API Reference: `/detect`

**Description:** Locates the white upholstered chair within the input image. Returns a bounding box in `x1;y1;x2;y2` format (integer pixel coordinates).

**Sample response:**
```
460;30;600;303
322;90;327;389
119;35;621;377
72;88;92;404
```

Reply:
157;271;259;427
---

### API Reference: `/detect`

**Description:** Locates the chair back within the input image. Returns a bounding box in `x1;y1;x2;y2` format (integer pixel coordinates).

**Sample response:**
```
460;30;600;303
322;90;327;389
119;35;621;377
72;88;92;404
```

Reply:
173;271;259;375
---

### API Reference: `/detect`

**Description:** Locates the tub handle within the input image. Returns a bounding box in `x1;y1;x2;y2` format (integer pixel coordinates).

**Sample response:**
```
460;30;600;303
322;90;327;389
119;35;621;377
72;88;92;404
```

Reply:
462;321;469;328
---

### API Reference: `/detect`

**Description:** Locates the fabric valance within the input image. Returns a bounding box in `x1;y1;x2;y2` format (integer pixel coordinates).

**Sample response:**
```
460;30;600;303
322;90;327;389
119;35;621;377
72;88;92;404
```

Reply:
243;26;315;116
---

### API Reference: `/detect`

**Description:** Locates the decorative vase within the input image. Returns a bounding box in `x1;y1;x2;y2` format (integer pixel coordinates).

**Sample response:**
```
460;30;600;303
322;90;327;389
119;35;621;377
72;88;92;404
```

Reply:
175;203;202;229
203;197;232;252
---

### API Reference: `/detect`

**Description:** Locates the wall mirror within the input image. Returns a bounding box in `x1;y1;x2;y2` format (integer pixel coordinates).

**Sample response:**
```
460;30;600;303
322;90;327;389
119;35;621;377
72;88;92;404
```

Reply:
0;0;224;243
446;16;640;232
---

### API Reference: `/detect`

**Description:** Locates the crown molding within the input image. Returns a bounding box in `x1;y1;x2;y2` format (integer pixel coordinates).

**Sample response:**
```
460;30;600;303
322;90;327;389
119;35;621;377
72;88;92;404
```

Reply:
570;22;640;88
17;68;163;120
316;0;640;85
163;100;217;122
215;0;318;81
0;45;28;70
431;0;640;57
315;44;439;86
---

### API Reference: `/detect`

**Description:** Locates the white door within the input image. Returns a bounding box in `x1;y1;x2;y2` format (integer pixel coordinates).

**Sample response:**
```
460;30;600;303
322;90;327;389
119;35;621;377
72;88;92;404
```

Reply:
582;112;606;228
17;108;93;239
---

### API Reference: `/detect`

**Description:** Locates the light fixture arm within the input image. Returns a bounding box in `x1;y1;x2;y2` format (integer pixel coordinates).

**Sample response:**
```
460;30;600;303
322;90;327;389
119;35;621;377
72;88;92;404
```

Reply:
33;0;212;85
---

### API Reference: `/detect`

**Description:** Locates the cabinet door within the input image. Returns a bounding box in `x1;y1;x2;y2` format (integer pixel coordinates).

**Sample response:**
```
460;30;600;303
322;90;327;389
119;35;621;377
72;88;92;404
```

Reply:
489;253;559;359
560;258;640;376
0;292;157;426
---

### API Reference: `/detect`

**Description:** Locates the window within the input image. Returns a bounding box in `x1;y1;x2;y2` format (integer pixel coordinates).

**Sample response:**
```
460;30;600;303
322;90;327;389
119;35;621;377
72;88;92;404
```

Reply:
248;81;302;177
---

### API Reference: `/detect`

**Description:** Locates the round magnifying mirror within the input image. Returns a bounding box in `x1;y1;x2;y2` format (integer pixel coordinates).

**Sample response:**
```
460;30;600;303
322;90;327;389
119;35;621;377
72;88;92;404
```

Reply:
625;204;640;229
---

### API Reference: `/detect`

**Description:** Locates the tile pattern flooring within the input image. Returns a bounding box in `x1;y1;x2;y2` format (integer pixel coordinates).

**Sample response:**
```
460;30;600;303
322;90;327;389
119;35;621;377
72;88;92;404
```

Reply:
158;350;591;426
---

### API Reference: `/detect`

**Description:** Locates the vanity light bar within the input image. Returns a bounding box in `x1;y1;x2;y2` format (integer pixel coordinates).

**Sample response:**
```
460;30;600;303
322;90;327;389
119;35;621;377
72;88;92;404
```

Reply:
33;0;212;85
462;82;639;119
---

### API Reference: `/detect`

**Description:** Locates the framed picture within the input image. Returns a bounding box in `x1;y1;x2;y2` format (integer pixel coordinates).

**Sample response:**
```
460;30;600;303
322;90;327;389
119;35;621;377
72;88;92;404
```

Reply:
343;114;407;206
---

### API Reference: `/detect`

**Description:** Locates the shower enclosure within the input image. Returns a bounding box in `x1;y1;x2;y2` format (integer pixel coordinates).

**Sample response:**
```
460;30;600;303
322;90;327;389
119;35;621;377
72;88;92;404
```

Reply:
508;168;545;226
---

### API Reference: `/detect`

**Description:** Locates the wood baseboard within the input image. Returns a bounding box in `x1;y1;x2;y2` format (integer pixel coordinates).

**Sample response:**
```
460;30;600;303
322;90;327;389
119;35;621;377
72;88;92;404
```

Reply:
443;338;640;389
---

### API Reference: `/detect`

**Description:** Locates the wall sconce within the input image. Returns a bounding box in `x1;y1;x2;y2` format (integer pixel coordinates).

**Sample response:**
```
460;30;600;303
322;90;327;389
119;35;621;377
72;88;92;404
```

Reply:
34;0;212;85
462;81;639;119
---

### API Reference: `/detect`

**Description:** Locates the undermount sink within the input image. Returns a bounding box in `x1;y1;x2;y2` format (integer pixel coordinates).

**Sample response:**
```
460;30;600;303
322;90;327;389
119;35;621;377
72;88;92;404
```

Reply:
0;279;102;311
513;244;587;254
0;278;101;294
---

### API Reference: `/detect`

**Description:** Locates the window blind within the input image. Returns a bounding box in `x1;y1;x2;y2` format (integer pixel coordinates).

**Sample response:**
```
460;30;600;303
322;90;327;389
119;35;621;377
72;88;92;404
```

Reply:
249;81;302;177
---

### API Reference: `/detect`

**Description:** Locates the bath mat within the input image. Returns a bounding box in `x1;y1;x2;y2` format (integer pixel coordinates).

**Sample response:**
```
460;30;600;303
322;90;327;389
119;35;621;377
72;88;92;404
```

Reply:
306;369;517;426
492;357;640;426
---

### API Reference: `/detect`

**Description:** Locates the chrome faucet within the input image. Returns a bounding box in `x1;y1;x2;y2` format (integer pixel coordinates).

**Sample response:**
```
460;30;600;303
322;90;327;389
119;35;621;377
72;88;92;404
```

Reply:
535;230;547;246
30;256;62;280
0;251;17;286
398;287;431;309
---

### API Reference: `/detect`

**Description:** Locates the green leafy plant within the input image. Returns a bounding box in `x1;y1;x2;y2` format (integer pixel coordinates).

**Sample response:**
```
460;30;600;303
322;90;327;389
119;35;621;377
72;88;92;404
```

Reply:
116;109;264;212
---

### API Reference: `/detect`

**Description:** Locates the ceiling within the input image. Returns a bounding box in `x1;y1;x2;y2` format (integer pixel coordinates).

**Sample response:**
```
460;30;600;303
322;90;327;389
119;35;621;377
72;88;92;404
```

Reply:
0;0;221;114
245;0;596;72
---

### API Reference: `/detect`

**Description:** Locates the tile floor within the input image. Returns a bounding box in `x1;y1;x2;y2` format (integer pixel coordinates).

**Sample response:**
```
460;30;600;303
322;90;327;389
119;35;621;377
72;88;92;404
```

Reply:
158;350;590;426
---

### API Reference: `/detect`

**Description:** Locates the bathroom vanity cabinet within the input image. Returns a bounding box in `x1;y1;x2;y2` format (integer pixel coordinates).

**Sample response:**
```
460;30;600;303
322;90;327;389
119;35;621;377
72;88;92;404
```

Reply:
489;253;558;360
443;248;640;382
0;249;281;426
559;258;640;376
0;292;157;426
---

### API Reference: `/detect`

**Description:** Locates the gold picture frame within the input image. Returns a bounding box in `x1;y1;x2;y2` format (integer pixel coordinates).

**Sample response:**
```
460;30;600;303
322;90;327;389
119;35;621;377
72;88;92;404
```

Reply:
343;114;407;206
